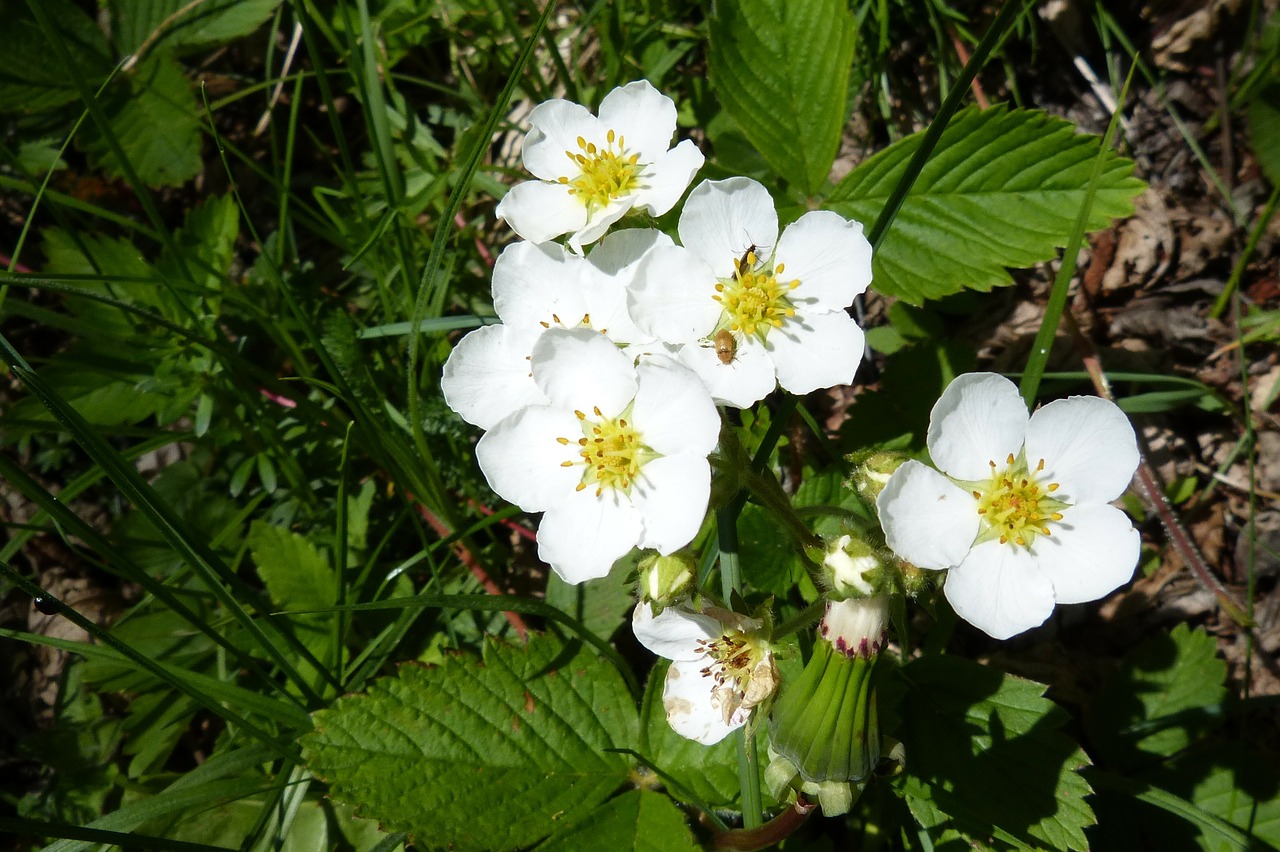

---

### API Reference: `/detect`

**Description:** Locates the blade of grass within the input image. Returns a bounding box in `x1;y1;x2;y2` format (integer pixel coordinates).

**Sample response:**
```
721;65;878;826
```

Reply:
404;0;555;522
1019;61;1137;405
0;335;337;702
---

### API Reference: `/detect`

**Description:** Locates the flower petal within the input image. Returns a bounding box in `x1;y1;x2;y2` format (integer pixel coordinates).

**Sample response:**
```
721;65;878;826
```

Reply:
632;601;721;661
632;453;711;554
877;461;979;571
440;325;546;430
944;541;1057;639
568;199;634;254
773;211;873;310
521;99;599;179
495;179;588;245
475;406;583;511
927;372;1029;481
629;245;721;343
586;227;674;280
633;140;705;217
530;328;636;417
664;658;743;745
1033;503;1140;604
1024;395;1139;504
677;335;777;408
678;178;778;279
537;485;642;583
492;240;586;330
765;309;864;395
597;80;677;163
631;355;720;456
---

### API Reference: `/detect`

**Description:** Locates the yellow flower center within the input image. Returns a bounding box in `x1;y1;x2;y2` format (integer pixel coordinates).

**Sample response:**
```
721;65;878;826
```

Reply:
972;454;1068;549
558;130;643;213
557;406;653;497
712;250;800;340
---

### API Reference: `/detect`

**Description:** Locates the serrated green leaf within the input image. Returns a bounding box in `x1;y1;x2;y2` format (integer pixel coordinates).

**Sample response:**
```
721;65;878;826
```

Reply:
301;634;638;851
82;51;201;188
538;790;697;852
1248;84;1280;185
892;655;1095;851
0;0;113;114
828;106;1145;304
155;194;239;309
108;0;283;55
247;521;334;612
1089;623;1227;769
708;0;856;195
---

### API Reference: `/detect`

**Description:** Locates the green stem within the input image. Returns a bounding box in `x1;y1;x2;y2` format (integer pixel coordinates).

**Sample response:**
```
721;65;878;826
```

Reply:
717;502;761;828
1210;181;1280;319
737;725;763;831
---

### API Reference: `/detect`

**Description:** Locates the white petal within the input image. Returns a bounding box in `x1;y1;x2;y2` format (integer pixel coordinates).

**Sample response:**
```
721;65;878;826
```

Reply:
678;337;777;408
440;325;546;430
633;140;705;217
664;658;743;745
521;99;599;180
568;199;634;254
628;245;721;343
773;211;873;310
927;373;1029;481
492;241;586;330
678;178;779;279
530;328;636;417
475;406;583;511
944;541;1056;640
587;228;674;281
765;309;864;395
495;180;588;245
537;485;642;583
1024;395;1139;504
597;80;678;163
632;454;711;554
876;461;979;571
1033;503;1140;604
632;601;720;661
631;356;720;456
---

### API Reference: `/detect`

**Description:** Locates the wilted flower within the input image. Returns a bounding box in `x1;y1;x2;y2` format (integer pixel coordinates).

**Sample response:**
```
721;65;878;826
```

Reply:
441;230;666;430
632;600;778;745
876;372;1141;639
475;329;718;583
495;80;704;253
628;177;872;407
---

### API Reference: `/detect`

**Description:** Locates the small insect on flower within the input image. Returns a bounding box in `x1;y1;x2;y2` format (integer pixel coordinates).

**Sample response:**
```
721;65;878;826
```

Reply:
713;328;737;364
735;244;759;278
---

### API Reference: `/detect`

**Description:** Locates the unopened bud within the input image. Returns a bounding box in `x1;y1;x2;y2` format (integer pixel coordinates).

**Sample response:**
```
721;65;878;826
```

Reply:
636;551;696;611
819;595;890;659
847;450;906;505
822;534;887;599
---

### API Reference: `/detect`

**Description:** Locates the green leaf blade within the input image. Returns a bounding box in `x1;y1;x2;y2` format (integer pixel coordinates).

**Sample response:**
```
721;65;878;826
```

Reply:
302;635;638;851
708;0;856;195
539;789;698;852
829;106;1146;304
892;655;1095;851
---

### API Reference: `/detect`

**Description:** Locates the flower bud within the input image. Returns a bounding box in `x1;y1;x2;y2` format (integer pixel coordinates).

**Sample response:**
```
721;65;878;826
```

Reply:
821;534;888;599
764;746;859;816
819;595;889;659
768;599;886;788
635;551;696;612
847;450;906;505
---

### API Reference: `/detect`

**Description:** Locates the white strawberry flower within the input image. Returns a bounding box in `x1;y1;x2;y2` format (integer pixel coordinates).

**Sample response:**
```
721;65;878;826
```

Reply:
628;177;872;408
475;328;719;584
495;81;705;253
632;601;778;745
876;373;1141;640
440;229;668;430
